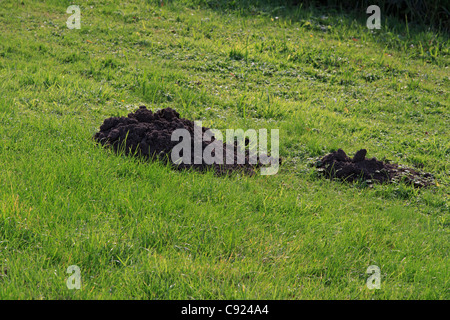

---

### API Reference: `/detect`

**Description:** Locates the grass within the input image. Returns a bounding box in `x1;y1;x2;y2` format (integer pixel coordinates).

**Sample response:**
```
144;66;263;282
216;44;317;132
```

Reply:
0;0;448;299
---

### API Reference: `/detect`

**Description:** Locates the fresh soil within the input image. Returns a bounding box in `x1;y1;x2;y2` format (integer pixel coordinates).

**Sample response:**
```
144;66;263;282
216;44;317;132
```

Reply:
94;106;276;175
316;148;434;187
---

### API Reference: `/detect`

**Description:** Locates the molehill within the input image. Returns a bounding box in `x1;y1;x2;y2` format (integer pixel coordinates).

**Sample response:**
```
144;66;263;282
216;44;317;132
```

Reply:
93;106;276;175
316;148;434;187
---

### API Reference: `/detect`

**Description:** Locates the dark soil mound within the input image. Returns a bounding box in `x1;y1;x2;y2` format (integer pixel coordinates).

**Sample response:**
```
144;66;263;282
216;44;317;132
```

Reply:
94;106;276;175
316;148;434;188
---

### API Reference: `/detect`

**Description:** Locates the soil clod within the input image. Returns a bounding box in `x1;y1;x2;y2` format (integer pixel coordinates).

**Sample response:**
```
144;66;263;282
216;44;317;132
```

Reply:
352;149;367;162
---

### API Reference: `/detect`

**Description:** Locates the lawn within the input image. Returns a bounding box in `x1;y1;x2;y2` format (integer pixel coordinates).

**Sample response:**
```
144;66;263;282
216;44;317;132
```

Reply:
0;0;448;299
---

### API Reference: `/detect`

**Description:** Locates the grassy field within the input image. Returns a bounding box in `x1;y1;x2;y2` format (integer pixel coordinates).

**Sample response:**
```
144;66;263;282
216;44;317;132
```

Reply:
0;0;448;299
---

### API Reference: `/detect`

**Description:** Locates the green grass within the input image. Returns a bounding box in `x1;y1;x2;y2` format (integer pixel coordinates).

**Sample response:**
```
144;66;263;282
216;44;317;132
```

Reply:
0;0;448;299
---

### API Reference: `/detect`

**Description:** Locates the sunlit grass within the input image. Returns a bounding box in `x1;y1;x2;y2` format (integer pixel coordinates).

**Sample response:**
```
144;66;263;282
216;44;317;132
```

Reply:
0;0;448;299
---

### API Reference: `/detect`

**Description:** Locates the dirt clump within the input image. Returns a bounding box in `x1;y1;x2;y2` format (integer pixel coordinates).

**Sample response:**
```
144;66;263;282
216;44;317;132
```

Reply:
94;106;277;175
316;148;434;187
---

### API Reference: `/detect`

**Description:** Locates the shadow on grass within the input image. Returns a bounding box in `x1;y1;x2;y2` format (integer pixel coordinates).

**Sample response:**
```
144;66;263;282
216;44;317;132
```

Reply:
156;0;448;32
152;0;448;66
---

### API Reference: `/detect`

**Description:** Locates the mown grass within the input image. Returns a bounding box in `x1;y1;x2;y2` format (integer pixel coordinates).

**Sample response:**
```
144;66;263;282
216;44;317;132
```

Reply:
0;0;448;299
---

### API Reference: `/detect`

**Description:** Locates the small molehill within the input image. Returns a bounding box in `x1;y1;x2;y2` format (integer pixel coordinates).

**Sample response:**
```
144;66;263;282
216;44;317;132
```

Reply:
316;148;434;187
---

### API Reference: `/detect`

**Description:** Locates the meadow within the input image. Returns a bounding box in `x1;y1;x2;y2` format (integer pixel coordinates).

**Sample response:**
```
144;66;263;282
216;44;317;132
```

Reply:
0;0;448;299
